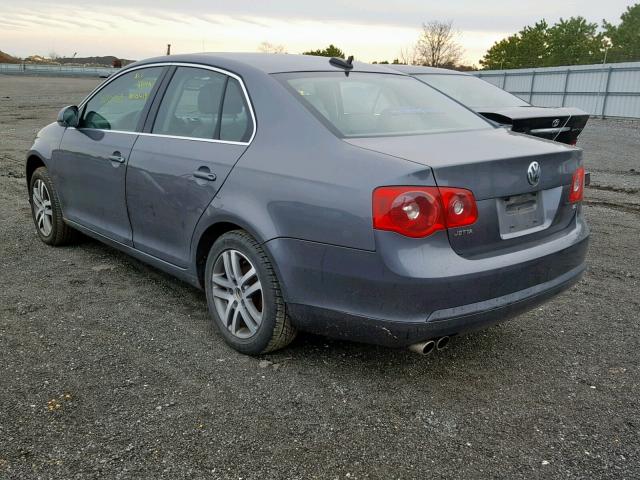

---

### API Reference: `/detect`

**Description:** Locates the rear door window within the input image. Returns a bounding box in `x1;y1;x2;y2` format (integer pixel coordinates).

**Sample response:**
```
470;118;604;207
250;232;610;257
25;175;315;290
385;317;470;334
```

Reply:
151;67;254;143
152;67;227;140
79;67;163;132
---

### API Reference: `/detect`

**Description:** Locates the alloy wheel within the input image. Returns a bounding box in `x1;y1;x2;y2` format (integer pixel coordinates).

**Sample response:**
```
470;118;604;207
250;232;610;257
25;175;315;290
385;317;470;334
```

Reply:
32;179;53;237
211;249;263;339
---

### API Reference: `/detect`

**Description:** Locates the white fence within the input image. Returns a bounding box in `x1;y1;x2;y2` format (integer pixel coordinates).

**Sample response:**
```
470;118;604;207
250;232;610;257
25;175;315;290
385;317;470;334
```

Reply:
0;63;115;77
473;61;640;119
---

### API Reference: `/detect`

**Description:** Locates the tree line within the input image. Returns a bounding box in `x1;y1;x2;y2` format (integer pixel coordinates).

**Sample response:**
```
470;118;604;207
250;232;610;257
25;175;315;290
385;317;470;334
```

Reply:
263;2;639;71
481;3;640;69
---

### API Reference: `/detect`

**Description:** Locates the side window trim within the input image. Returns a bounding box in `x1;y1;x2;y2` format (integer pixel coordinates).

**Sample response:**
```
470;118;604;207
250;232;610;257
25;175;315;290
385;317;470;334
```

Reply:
77;66;169;133
213;76;230;140
75;62;256;145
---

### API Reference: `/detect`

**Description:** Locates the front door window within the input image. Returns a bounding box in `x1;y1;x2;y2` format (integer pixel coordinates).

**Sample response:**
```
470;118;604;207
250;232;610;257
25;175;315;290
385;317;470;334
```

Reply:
79;67;163;132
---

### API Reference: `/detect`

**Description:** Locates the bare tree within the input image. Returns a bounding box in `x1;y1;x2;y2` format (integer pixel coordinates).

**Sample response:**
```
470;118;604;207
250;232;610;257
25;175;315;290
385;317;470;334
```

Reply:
398;45;419;65
413;21;463;67
258;41;286;54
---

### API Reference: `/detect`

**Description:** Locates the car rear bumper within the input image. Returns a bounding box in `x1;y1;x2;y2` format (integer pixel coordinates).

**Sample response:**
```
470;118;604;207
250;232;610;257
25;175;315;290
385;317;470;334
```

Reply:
287;262;584;347
265;215;589;347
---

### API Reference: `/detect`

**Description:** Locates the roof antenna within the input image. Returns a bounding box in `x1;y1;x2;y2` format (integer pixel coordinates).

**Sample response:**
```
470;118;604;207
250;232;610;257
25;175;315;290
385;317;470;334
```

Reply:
329;55;354;70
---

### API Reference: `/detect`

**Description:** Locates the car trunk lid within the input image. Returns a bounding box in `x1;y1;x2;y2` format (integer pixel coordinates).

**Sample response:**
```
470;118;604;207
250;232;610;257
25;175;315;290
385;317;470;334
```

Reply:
346;128;582;256
478;106;589;145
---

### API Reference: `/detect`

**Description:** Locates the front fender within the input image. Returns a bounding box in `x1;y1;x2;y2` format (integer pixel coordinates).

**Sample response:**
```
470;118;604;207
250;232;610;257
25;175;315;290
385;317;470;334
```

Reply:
26;122;66;183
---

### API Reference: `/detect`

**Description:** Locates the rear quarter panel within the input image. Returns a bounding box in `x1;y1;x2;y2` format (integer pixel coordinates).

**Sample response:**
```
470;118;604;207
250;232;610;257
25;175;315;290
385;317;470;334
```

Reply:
196;73;435;253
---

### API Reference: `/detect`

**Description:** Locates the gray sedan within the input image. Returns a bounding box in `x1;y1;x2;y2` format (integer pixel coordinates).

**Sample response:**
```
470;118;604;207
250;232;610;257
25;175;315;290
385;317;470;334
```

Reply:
26;53;589;355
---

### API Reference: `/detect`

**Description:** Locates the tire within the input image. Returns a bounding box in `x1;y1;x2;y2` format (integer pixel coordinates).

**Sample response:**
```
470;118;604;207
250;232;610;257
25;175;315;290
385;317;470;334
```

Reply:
204;230;296;355
29;166;77;246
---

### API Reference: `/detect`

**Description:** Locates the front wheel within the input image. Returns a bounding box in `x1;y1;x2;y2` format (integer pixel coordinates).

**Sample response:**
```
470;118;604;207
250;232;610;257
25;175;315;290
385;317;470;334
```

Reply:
204;230;296;355
29;167;77;246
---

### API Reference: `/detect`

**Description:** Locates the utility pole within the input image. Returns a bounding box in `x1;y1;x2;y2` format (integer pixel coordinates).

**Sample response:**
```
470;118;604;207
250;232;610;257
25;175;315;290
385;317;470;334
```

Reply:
166;44;171;56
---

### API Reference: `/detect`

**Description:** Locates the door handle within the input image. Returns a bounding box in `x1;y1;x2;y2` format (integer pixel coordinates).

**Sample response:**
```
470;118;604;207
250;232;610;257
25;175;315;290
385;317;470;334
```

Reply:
193;170;217;181
108;152;126;163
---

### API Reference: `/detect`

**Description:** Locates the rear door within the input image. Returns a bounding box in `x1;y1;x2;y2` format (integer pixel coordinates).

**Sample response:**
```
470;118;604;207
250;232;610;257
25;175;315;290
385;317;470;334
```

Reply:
55;66;165;244
126;66;254;267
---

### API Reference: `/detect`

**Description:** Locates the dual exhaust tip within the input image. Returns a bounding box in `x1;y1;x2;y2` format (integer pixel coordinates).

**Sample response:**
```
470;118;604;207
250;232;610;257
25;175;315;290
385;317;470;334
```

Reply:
408;336;450;355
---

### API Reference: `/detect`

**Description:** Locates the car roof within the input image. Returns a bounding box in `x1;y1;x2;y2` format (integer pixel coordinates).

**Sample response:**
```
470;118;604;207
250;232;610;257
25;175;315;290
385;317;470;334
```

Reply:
390;65;472;76
129;52;406;76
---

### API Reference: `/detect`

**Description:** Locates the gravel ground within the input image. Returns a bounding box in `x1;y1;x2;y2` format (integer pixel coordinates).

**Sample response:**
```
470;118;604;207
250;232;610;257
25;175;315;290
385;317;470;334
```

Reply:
0;75;639;480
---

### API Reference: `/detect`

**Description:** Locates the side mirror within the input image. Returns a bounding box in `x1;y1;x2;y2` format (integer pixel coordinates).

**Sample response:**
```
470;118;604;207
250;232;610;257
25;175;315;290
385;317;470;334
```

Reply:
57;105;79;127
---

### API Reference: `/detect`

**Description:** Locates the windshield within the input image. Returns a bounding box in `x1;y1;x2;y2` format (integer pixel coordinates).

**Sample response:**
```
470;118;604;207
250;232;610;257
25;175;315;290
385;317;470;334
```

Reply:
416;74;529;109
277;72;491;138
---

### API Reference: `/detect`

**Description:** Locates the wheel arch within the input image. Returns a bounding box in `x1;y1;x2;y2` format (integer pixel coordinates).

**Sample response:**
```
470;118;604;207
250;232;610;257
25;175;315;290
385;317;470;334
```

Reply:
26;153;47;191
193;216;277;291
195;221;243;288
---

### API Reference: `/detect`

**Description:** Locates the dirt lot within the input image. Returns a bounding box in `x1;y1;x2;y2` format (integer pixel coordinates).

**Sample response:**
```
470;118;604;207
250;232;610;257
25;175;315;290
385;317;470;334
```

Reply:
0;75;639;479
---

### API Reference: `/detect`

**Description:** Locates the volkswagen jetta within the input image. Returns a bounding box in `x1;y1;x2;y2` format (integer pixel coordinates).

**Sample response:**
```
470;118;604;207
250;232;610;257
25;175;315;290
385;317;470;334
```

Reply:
26;53;589;355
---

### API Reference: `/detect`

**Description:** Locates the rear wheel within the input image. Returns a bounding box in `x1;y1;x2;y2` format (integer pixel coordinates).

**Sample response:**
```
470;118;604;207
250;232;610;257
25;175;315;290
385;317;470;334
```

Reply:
29;167;77;246
204;230;296;355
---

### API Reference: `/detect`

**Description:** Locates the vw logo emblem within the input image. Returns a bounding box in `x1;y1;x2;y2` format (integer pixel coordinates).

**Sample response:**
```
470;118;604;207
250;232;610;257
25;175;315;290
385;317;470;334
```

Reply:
527;161;541;186
551;118;560;127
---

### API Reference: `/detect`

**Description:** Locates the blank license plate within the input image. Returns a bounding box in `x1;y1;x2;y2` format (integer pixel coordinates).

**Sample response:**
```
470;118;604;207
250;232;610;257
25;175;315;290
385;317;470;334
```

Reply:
497;192;545;239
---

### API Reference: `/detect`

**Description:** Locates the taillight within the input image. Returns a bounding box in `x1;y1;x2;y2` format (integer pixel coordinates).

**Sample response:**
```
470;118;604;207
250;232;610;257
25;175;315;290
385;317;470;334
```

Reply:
372;186;478;238
372;187;444;238
439;187;479;228
568;166;585;203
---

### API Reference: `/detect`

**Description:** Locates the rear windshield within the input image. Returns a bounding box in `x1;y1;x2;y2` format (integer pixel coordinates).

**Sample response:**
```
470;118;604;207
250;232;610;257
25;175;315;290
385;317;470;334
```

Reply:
276;72;491;138
416;74;529;109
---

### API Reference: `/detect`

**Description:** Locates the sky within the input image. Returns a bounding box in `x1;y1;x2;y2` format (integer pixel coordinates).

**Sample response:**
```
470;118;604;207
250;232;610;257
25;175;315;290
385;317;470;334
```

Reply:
0;0;636;65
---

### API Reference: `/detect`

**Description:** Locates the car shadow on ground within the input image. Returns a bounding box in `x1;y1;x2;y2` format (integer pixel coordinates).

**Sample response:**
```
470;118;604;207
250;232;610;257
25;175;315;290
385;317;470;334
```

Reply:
69;232;527;382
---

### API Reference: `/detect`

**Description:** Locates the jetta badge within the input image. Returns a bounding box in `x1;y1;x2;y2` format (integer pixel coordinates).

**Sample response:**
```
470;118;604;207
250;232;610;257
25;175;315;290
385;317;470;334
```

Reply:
527;161;541;186
552;118;560;127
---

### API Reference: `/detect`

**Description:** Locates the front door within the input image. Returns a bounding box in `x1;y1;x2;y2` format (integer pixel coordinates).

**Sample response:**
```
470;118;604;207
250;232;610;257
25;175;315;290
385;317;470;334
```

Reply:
126;66;254;266
54;66;165;245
